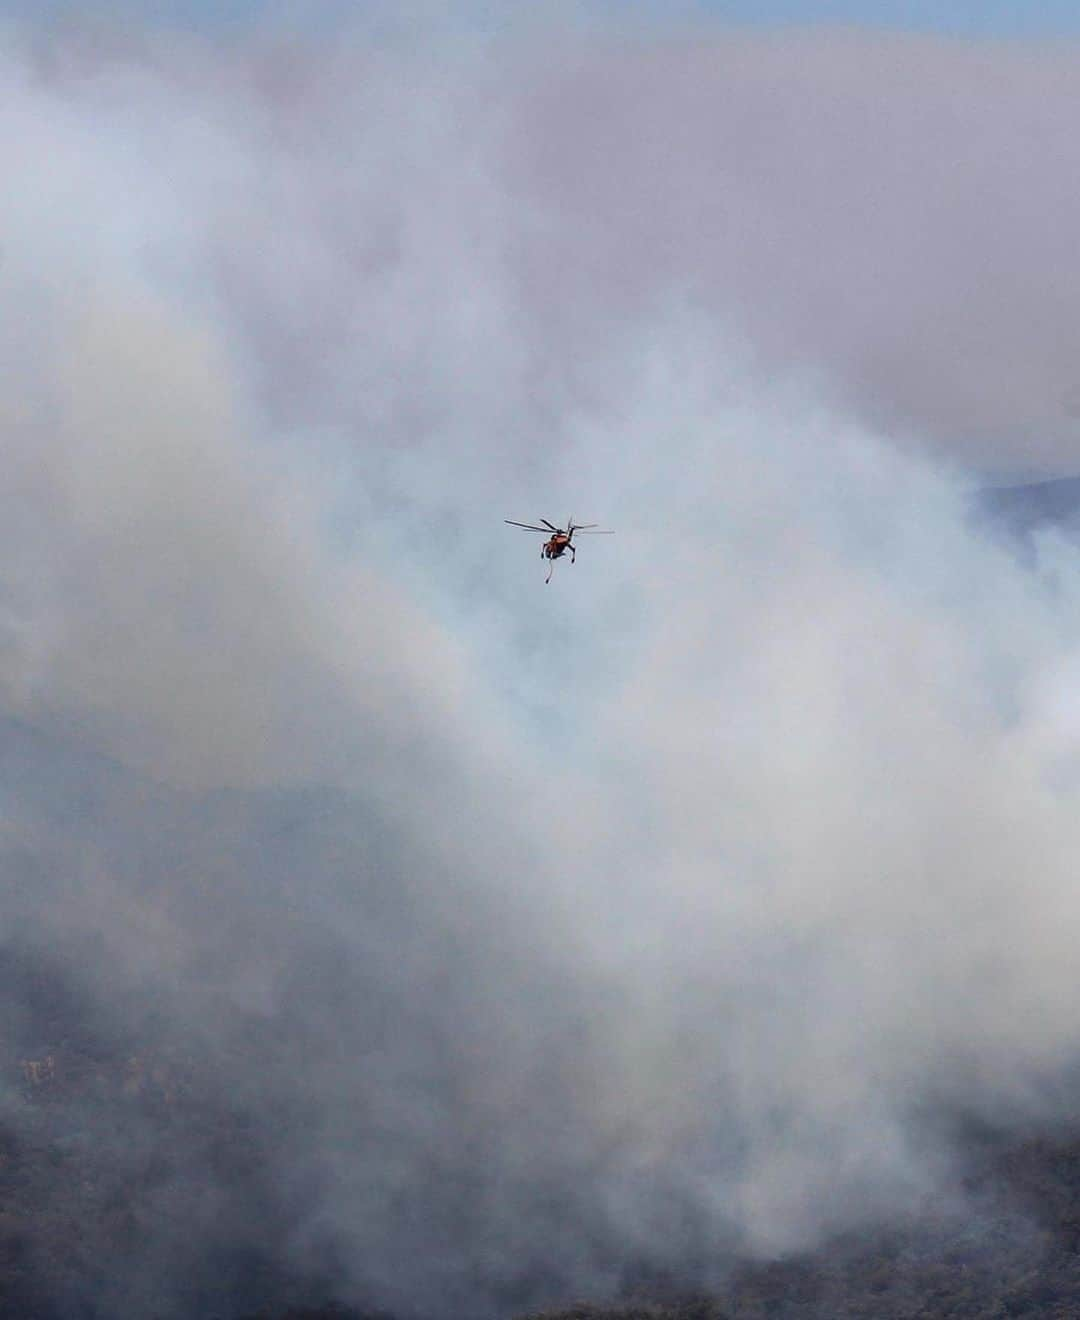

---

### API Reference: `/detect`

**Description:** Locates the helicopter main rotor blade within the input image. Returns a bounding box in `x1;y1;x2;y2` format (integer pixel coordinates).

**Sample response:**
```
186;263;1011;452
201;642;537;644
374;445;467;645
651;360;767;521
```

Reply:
505;520;552;533
574;529;614;534
541;519;559;532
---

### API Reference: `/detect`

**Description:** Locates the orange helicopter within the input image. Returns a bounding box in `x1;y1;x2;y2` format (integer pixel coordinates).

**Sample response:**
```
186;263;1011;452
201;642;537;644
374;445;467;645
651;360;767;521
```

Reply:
504;517;614;583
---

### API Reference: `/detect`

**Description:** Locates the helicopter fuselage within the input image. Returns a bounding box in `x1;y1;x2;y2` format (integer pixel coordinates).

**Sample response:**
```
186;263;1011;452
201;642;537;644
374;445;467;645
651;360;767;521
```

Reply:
543;533;573;560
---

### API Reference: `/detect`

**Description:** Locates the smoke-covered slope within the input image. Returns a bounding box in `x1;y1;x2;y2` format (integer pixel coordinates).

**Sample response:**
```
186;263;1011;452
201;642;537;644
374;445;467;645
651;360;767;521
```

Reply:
0;715;610;1319
5;690;1080;1320
524;1118;1080;1318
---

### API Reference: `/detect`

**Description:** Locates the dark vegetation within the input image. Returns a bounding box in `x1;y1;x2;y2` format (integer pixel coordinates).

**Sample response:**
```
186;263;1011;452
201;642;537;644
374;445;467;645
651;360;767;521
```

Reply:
521;1125;1080;1320
6;958;1080;1320
0;944;350;1320
521;1147;1080;1318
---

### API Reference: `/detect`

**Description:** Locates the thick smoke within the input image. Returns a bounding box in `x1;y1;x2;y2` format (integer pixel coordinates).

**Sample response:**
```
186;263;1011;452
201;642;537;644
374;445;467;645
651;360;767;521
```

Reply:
5;16;1080;1319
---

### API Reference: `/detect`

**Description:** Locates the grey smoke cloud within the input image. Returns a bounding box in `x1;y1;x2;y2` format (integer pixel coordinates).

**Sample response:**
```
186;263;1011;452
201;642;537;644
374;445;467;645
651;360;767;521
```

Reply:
5;16;1080;1319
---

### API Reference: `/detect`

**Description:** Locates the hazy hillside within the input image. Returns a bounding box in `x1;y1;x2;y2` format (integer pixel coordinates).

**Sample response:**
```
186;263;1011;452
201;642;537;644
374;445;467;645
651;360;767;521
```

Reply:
8;1013;1080;1318
978;476;1080;539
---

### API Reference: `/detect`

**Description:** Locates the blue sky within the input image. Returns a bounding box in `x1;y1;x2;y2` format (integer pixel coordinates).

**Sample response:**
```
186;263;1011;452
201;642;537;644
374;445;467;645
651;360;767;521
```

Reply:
714;0;1080;36
694;0;1080;36
7;0;1080;38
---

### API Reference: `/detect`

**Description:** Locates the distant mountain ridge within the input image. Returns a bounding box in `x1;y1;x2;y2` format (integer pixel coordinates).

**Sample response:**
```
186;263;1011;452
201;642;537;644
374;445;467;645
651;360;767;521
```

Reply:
979;473;1080;536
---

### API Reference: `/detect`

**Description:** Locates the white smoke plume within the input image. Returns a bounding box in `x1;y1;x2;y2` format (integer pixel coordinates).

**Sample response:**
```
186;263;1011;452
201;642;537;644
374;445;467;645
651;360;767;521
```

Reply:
4;13;1080;1317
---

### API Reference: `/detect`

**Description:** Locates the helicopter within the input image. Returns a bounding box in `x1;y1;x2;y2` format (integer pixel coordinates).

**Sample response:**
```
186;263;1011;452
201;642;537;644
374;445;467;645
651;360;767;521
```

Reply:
504;517;614;583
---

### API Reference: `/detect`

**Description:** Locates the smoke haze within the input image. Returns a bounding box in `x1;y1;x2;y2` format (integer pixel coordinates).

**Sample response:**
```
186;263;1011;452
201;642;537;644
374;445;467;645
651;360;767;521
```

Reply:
5;14;1080;1317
